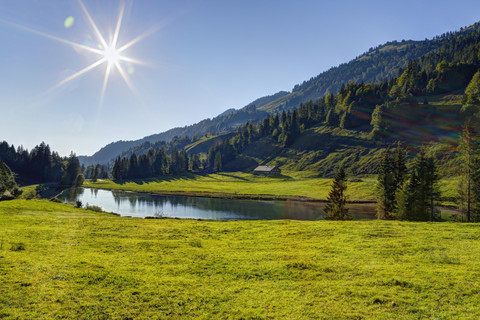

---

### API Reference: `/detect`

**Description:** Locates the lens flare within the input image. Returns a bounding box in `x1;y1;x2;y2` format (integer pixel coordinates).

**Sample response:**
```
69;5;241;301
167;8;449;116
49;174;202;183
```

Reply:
64;16;74;28
3;0;155;105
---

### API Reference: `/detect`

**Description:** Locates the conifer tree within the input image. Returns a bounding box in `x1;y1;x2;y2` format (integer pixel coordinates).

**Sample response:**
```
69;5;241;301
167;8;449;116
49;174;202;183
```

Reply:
191;153;201;172
325;167;351;220
213;152;222;172
61;153;81;186
376;143;407;219
457;125;480;222
0;159;18;196
395;150;438;221
112;157;123;180
462;71;480;115
393;142;407;187
376;148;395;219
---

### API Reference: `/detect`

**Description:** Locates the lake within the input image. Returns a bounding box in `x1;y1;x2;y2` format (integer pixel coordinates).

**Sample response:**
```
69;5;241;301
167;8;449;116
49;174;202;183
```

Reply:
60;187;377;220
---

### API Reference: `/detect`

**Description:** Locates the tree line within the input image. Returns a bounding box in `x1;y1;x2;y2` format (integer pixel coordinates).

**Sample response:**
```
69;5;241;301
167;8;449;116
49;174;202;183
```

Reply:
111;149;202;180
0;141;84;188
325;125;480;222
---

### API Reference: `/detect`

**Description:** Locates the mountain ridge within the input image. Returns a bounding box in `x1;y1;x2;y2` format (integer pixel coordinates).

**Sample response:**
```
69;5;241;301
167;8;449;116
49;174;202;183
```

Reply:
79;22;480;166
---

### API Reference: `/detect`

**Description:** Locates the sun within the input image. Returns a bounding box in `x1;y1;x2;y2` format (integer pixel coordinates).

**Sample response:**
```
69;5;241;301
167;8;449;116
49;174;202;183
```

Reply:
5;0;157;104
103;45;121;66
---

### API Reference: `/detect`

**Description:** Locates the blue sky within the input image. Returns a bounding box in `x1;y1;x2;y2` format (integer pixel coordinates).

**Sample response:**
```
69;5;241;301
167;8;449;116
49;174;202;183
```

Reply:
1;0;480;156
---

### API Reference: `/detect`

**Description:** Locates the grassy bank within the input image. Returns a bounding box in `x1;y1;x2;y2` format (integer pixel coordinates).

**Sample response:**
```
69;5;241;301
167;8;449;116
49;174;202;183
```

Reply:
84;173;460;207
84;172;378;202
1;199;479;319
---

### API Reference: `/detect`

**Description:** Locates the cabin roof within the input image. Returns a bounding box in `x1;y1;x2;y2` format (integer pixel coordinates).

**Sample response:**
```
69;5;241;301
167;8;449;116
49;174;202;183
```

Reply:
253;165;279;172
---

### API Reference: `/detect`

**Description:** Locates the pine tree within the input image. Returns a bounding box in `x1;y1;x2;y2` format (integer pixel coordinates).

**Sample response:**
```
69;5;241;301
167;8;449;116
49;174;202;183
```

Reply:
213;152;222;172
376;143;407;219
91;165;99;182
393;142;407;188
376;148;396;219
325;167;351;220
395;150;438;221
325;108;338;127
457;125;480;222
370;104;387;139
112;157;122;180
0;159;18;196
61;153;81;186
462;71;480;113
191;153;201;172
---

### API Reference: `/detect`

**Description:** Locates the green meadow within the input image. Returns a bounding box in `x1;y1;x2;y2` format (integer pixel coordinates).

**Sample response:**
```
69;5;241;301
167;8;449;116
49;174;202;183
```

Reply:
84;172;378;202
84;173;459;207
1;199;480;319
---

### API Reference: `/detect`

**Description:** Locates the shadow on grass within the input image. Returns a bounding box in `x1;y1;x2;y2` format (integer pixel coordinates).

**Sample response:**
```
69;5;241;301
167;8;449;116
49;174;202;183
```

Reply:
215;173;250;181
110;171;296;185
111;172;216;185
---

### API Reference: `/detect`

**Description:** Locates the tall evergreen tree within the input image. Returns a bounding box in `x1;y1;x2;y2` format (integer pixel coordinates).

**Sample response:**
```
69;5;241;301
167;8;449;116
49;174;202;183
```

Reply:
457;125;480;222
0;158;19;197
325;167;351;220
213;152;222;172
191;153;201;172
393;142;407;187
376;148;396;219
462;71;480;115
61;153;81;187
395;150;438;221
376;143;407;219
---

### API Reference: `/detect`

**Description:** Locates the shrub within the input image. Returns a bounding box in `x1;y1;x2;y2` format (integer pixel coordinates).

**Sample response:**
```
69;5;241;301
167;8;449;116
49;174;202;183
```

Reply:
10;243;25;251
85;204;103;212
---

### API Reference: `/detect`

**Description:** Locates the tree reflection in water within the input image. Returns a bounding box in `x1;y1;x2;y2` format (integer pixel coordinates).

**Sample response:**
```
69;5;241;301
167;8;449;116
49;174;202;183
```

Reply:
60;188;376;220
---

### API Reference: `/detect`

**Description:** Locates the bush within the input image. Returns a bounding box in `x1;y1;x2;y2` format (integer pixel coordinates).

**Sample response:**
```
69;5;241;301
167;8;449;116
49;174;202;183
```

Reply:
75;200;82;208
21;189;37;200
74;174;85;187
10;243;25;251
85;204;103;212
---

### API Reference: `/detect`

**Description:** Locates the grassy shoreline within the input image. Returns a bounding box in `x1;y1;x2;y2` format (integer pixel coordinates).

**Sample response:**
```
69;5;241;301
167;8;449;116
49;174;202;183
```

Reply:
82;172;460;209
87;187;379;203
1;199;479;319
83;172;378;202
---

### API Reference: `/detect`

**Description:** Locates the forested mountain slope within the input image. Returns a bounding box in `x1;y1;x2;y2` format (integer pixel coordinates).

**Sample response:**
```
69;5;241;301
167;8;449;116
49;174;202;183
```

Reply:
79;91;287;166
197;24;480;177
81;22;480;167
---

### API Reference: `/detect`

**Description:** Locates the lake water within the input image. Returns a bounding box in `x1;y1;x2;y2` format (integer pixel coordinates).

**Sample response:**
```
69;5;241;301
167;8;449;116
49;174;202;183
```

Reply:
60;187;376;220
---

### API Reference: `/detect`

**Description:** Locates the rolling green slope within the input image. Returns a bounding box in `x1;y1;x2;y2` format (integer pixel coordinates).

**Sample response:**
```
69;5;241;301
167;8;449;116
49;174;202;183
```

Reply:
193;90;466;178
2;199;480;319
184;132;236;154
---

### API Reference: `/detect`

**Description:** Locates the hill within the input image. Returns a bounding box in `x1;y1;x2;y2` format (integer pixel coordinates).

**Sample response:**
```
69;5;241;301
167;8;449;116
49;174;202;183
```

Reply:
80;23;480;166
78;91;287;166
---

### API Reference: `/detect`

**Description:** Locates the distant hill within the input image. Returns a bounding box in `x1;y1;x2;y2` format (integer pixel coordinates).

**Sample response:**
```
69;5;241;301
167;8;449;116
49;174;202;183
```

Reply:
79;91;288;166
80;22;480;166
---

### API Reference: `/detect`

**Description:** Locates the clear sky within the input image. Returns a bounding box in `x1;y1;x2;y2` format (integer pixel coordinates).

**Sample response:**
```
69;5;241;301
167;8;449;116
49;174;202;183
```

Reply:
1;0;480;156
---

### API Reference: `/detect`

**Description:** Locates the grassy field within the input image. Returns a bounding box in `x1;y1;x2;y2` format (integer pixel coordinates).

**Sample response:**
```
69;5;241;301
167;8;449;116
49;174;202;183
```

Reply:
84;172;378;202
1;199;480;319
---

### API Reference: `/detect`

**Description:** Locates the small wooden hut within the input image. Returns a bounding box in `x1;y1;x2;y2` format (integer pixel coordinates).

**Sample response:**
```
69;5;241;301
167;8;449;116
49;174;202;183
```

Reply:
253;165;281;176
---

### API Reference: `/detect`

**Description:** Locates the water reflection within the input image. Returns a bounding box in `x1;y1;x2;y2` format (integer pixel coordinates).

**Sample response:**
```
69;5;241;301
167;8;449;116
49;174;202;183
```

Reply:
60;187;376;221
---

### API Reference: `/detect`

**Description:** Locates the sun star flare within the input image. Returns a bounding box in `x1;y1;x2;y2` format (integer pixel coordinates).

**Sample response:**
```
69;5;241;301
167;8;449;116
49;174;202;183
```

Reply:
10;0;154;105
